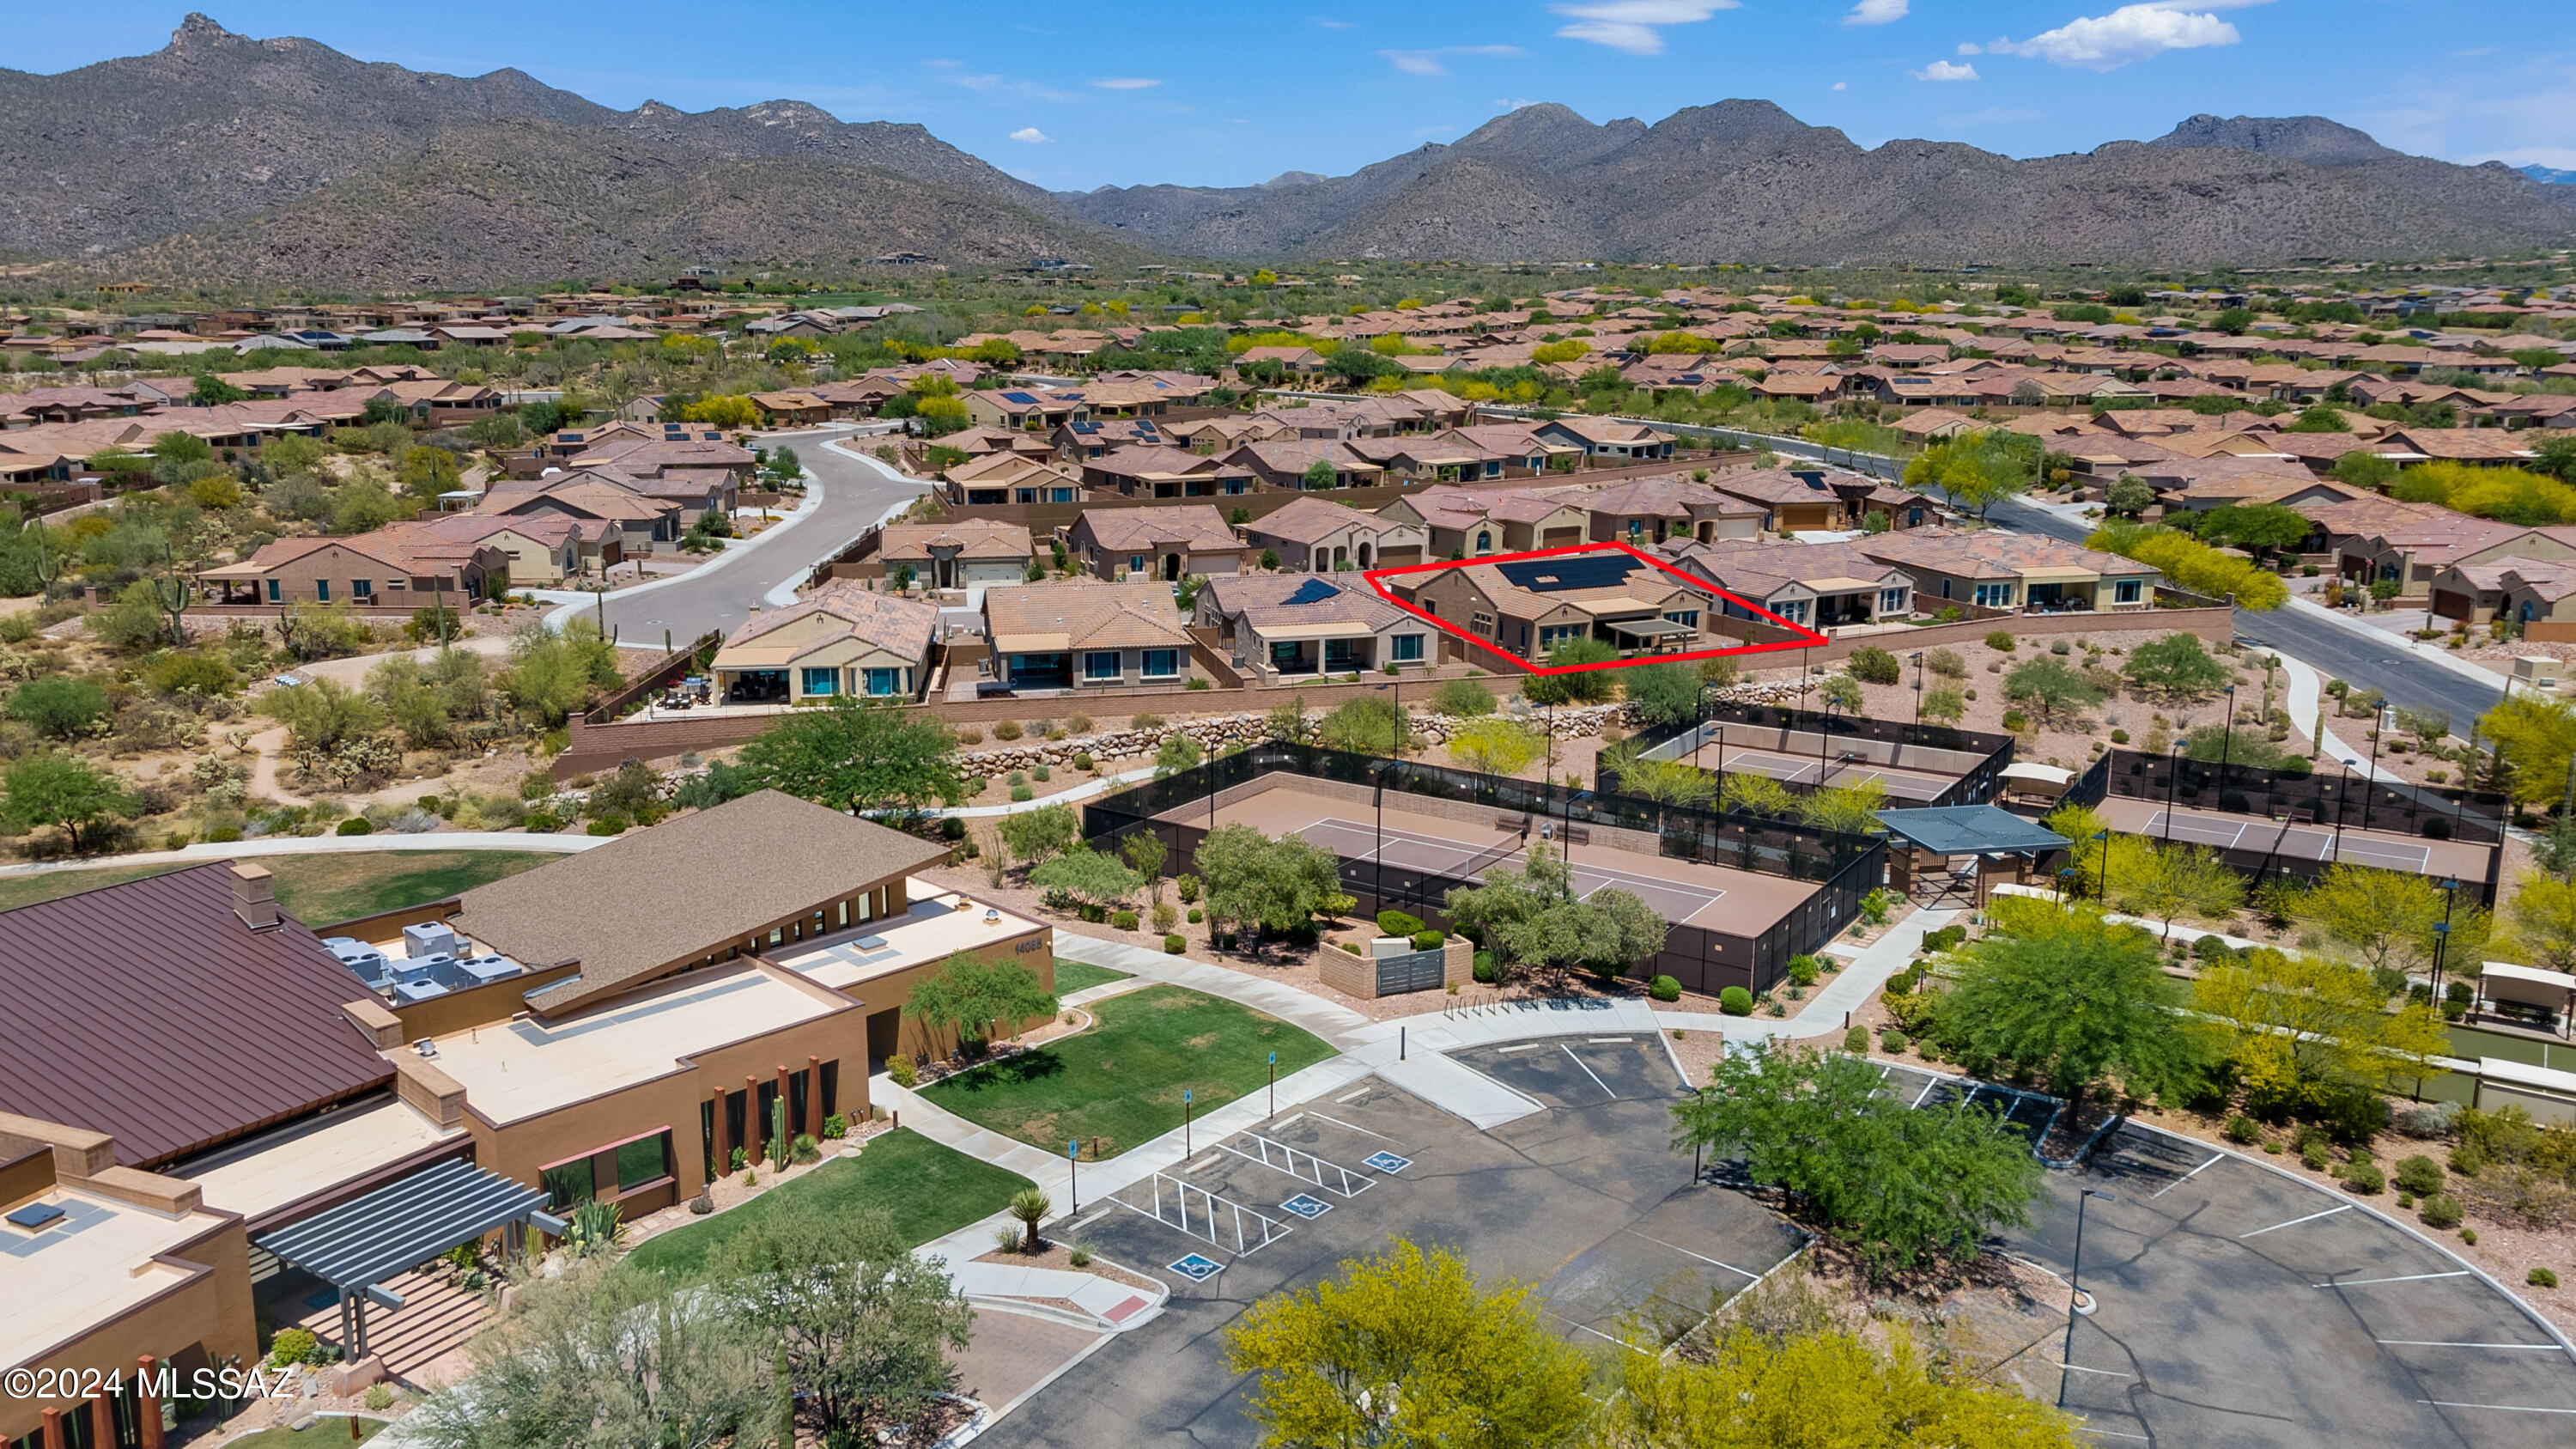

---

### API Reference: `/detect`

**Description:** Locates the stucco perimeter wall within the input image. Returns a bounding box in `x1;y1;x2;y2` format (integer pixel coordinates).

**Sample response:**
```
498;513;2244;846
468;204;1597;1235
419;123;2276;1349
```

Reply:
1782;605;2234;669
1170;772;1666;861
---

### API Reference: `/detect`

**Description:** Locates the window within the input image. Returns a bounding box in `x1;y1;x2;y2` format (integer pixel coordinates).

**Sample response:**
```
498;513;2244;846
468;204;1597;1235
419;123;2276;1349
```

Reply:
1470;610;1495;636
1774;600;1809;624
314;579;331;602
1474;530;1492;552
1939;578;1953;599
801;667;841;696
1084;651;1122;681
540;1157;593;1208
265;579;281;603
1662;609;1699;630
351;579;374;600
1539;624;1587;649
864;667;902;696
1974;581;2014;607
1129;555;1145;573
2113;579;2143;604
1050;487;1075;502
1140;648;1179;679
1880;588;1907;615
616;1131;672;1191
1391;633;1424;662
1627;519;1644;536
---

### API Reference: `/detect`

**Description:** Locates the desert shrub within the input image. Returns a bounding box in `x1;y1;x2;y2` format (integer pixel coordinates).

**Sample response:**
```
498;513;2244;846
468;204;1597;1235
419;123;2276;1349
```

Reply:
993;719;1024;740
1110;909;1139;929
1473;950;1496;983
2223;1115;2262;1144
1650;975;1680;1002
1176;874;1202;903
1435;677;1497;717
1718;985;1753;1015
1164;933;1186;953
1925;648;1966;678
887;1054;918;1088
1413;929;1444;951
588;814;629;836
2532;1268;2561;1288
1847;645;1900;685
1985;630;2017;652
2394;1155;2446;1196
2301;1141;2332;1172
1844;1025;1868;1052
1786;954;1820;987
335;817;374;836
2419;1194;2464;1229
792;1133;819;1164
1880;1029;1909;1053
822;1112;848;1139
265;1329;319;1369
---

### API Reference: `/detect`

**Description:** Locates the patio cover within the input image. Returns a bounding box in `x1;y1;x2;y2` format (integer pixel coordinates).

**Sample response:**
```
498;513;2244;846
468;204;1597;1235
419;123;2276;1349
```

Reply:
1601;617;1698;640
1873;805;2069;858
2480;961;2576;1013
256;1158;551;1294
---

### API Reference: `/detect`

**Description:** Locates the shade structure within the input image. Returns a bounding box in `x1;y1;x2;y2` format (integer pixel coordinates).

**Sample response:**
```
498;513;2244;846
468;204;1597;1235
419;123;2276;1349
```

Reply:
1872;804;2069;858
256;1157;550;1292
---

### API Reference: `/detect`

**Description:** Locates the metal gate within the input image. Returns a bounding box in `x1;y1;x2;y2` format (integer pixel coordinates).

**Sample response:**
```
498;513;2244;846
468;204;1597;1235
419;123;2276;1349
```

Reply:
1375;947;1446;996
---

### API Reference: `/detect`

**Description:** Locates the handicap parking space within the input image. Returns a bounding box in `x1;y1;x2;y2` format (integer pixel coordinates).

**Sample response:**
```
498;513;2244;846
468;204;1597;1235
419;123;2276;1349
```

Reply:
2025;1123;2576;1449
1452;1034;1683;1111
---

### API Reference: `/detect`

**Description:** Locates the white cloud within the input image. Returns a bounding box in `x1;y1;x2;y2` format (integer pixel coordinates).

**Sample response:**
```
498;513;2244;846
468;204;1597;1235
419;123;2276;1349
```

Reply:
1091;77;1161;90
1549;2;1740;57
1958;41;1983;54
1990;3;2251;72
1379;45;1522;76
1844;0;1909;27
1009;127;1049;143
1832;81;1849;91
1912;59;1980;82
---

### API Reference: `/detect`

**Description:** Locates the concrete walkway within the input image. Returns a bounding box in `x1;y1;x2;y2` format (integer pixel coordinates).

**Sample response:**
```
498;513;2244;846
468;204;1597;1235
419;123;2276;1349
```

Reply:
2274;648;2403;782
0;830;601;880
939;767;1158;819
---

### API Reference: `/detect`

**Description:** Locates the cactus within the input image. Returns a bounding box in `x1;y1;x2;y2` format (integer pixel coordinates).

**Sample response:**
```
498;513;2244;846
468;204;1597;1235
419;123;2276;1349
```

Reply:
150;544;195;646
27;520;60;590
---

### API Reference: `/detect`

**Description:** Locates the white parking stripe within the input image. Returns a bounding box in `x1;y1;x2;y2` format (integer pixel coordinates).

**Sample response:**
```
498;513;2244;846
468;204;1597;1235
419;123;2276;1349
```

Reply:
2314;1270;2473;1288
2416;1401;2576;1415
2056;1363;2135;1378
2148;1154;2224;1199
1334;1088;1370;1104
1630;1231;1758;1278
1911;1075;1940;1107
2378;1340;2570;1352
2239;1203;2351;1239
1562;1044;1617;1099
1498;1043;1544;1054
1588;1037;1633;1044
2077;1428;2151;1441
1307;1111;1396;1143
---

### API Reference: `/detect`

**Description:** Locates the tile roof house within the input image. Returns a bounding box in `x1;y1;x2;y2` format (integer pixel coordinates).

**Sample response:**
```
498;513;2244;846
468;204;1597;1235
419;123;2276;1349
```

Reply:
871;520;1036;588
197;523;511;606
1531;416;1677;460
1378;484;1594;557
1858;530;2160;614
939;450;1086;506
1221;438;1388;491
1659;538;1915;632
2427;557;2576;630
980;581;1196;691
1067;503;1246;580
1240;494;1430;572
1078;444;1256;500
710;582;941;704
2335;514;2576;601
1579;475;1770;545
1196;573;1433;679
1389;551;1716;662
1702;468;1860;533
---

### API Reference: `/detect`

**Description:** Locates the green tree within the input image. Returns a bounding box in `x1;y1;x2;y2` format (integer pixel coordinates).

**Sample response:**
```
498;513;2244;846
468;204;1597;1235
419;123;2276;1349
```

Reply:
5;676;111;739
2283;404;2350;434
2192;947;2449;1102
86;581;170;651
1947;909;2194;1098
1844;646;1901;686
1817;672;1865;715
262;677;386;752
2334;450;2398;491
1615;755;1717;810
1028;846;1144;912
1620;661;1703;726
1447;716;1543;777
2111;838;2245;940
2503;870;2576;973
1903;429;2032;521
1224;1240;1594;1449
2002;655;2103;724
2;752;135;852
2531;433;2576;482
1316;695;1410;754
1300;459;1338;490
1154;732;1204;777
2123;631;2230;699
710;1202;975;1442
498;620;625;726
737;697;963;816
901;952;1059;1052
2104;473;2155;517
1433;677;1496;717
995;803;1078;865
2194;502;2312;556
1920;686;1966;724
1194;824;1343;943
404;1257;761;1449
1797;776;1888;836
1669;1044;2042;1280
2478;691;2576;806
188;374;249;406
2293;863;2443;976
1521;639;1621;704
398;446;462;502
2211;307;2254;335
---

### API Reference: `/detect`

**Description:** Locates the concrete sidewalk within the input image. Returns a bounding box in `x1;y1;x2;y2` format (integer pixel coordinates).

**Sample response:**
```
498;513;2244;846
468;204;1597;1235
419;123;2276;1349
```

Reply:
0;830;600;880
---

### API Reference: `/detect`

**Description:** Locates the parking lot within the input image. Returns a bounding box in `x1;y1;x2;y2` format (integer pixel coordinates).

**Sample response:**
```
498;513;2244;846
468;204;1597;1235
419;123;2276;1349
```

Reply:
973;1034;1807;1449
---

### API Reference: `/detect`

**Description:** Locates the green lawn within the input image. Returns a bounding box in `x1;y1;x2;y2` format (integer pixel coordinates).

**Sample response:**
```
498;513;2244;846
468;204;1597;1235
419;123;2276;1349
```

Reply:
922;983;1337;1159
625;1129;1033;1279
0;849;555;922
225;1420;384;1447
1051;958;1132;995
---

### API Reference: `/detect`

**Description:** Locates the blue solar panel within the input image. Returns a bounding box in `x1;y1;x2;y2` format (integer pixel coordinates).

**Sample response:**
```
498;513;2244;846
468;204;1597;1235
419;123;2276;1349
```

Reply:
1494;554;1642;592
1284;577;1340;605
1000;391;1041;404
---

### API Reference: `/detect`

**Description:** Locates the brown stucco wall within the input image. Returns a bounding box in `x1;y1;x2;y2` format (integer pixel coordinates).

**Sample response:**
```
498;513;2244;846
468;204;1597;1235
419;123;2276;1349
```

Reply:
2;1218;257;1443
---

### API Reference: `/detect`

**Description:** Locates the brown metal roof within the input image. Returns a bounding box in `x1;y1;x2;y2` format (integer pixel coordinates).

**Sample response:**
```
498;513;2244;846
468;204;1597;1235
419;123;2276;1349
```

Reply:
0;862;394;1168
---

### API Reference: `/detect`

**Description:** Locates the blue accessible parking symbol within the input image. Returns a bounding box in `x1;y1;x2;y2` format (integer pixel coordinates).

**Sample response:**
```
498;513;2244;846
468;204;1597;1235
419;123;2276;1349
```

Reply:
1168;1253;1224;1282
1279;1193;1333;1220
1363;1151;1413;1174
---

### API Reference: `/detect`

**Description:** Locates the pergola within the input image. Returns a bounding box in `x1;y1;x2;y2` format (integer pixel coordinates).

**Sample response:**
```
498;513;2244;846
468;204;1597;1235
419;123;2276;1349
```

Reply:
2478;961;2576;1038
1873;805;2071;904
255;1159;558;1361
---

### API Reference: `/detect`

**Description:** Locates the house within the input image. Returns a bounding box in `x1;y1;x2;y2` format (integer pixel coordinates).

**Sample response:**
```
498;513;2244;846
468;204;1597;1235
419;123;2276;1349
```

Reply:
1078;446;1256;500
1344;429;1521;483
1379;484;1593;557
1388;551;1715;662
1051;417;1168;460
360;379;503;426
1579;476;1768;546
747;390;833;427
1229;345;1328;380
1531;416;1677;461
1066;505;1246;580
1858;531;2159;613
940;451;1084;506
1196;573;1433;679
1659;538;1914;632
196;524;510;606
2336;514;2576;602
394;511;620;585
480;478;683;551
872;521;1036;588
2427;558;2576;630
1703;469;1858;533
1893;407;1981;442
710;584;940;703
1221;439;1388;491
981;581;1196;691
1239;495;1429;572
963;387;1090;433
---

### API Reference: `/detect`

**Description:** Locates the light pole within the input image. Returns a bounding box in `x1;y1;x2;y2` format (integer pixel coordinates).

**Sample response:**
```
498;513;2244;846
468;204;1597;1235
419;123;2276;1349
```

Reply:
1373;758;1387;916
2164;740;2180;845
1067;1140;1080;1216
1911;649;1925;725
2431;878;2461;1000
1183;1088;1193;1160
2360;703;2391;832
2333;758;2360;863
2093;830;2113;904
2217;684;2238;798
2057;1189;2116;1409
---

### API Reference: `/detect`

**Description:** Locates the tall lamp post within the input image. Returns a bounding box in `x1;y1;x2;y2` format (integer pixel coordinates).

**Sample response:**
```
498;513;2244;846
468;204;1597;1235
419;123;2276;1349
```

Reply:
2093;829;2113;905
2360;703;2392;832
1911;649;1925;724
2057;1189;2117;1409
2332;758;2361;864
2217;684;2239;798
2430;877;2461;1001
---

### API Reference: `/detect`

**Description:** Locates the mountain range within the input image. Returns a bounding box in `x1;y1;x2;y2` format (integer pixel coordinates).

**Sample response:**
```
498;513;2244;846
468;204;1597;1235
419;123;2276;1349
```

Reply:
5;15;2572;292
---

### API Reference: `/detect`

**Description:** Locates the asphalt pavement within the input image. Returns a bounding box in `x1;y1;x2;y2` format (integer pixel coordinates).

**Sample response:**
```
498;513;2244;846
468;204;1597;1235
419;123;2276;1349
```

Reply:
1987;496;2503;730
587;424;928;648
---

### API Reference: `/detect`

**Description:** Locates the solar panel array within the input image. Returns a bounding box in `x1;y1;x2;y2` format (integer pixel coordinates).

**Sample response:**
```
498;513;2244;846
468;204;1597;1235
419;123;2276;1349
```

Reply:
1284;576;1341;606
1494;553;1641;592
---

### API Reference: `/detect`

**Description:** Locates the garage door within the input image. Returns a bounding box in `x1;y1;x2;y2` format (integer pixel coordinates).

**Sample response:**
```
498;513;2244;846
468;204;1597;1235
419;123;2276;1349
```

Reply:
1376;546;1424;567
1541;527;1583;548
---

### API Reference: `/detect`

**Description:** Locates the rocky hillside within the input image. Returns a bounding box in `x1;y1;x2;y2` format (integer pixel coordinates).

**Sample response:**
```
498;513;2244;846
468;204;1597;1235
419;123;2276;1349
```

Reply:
1;14;1130;288
1064;100;2576;267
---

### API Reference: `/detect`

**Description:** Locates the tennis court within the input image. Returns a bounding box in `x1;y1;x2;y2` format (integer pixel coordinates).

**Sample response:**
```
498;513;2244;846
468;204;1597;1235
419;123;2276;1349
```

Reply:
1712;747;1953;803
2139;807;2433;873
1297;816;1728;926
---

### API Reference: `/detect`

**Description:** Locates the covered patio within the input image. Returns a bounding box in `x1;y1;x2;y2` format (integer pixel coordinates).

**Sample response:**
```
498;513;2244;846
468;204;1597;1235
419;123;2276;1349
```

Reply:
1874;804;2070;906
1596;614;1700;656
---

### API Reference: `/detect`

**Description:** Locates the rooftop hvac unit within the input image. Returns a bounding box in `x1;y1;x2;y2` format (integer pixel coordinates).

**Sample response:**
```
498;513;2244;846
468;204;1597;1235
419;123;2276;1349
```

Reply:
453;953;522;987
404;922;459;959
392;978;450;1005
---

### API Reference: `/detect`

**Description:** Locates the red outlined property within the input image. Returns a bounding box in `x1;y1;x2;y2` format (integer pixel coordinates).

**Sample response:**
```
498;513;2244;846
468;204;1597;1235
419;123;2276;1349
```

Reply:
1360;540;1828;676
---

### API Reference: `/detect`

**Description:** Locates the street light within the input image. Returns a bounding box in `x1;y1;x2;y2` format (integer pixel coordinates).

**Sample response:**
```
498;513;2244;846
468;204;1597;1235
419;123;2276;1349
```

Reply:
2057;1188;2117;1410
2333;758;2361;864
2431;878;2461;1000
2217;684;2239;797
2092;830;2113;904
2360;703;2392;832
1911;649;1925;725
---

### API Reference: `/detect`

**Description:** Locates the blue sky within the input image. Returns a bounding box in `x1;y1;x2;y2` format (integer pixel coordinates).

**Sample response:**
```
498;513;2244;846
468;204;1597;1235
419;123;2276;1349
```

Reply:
15;3;2575;187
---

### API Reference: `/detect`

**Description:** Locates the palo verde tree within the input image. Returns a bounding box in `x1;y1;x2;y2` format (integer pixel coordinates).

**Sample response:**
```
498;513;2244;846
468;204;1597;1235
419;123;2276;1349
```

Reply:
737;697;963;817
901;951;1060;1056
1944;903;2197;1100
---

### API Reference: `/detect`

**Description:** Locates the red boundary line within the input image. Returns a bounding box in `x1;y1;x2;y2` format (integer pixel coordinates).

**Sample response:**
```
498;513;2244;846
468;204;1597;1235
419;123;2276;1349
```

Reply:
1359;539;1828;677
